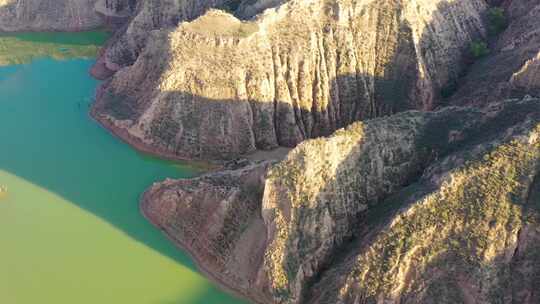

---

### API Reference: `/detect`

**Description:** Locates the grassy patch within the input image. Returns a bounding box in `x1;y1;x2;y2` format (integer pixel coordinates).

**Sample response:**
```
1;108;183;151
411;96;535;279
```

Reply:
0;30;109;66
469;40;490;59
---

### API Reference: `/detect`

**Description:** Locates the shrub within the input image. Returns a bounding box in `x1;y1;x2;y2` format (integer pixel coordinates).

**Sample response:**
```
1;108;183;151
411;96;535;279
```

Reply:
441;80;458;99
469;41;490;59
487;7;508;36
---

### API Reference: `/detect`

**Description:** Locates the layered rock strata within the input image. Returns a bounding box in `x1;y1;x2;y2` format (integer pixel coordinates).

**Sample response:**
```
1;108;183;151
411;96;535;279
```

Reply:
142;97;540;304
93;0;488;160
93;0;231;78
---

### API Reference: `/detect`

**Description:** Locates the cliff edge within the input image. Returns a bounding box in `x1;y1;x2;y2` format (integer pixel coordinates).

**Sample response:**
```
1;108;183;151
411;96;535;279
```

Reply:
92;0;488;160
142;97;540;304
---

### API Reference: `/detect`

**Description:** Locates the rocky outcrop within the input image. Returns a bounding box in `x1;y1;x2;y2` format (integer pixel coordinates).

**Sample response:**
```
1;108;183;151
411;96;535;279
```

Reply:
4;0;538;302
510;52;540;95
95;0;231;76
142;161;274;302
310;119;540;304
93;0;488;160
142;97;540;304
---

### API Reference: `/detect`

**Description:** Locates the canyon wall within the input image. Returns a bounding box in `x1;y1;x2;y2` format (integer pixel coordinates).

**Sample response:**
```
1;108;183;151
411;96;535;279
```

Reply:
3;1;539;303
97;0;231;73
93;0;488;160
142;97;540;304
449;0;540;106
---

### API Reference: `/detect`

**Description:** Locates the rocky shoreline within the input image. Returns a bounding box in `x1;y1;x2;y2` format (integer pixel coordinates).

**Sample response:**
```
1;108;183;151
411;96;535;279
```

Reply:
139;97;540;304
84;0;540;302
4;0;540;303
140;187;267;304
90;85;206;164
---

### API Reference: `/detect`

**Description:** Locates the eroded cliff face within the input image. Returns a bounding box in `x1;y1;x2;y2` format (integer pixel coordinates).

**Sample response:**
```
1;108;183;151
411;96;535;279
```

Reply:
94;0;231;77
450;0;540;106
5;1;538;303
142;97;540;304
142;161;275;302
93;0;488;160
311;120;540;304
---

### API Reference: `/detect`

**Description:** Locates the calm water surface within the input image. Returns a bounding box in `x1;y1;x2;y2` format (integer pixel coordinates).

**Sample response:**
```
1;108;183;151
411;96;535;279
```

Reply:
0;32;244;304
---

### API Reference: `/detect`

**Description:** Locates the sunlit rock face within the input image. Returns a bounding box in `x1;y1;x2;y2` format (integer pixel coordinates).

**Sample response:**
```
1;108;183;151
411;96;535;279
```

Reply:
142;97;540;304
97;0;231;73
511;52;540;95
93;0;488;160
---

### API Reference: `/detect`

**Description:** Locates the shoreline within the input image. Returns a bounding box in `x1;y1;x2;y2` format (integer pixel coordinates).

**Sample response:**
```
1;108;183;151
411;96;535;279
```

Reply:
5;23;268;304
139;191;266;304
93;81;265;303
89;84;221;171
87;36;283;304
90;83;291;169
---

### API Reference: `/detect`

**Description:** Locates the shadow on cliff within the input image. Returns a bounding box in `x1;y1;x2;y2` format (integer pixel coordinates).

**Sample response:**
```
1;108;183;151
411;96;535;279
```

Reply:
301;101;540;303
83;0;487;301
96;1;425;160
0;0;494;303
294;96;540;303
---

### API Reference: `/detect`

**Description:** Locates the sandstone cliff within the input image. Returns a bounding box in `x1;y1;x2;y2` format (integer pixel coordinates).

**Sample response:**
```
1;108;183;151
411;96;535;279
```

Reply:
93;0;489;160
142;97;540;304
4;1;539;303
93;0;231;77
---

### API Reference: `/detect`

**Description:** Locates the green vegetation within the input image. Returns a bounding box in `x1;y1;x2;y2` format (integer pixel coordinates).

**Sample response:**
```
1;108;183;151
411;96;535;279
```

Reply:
440;80;458;99
487;7;508;36
342;129;540;300
0;31;109;66
469;40;490;59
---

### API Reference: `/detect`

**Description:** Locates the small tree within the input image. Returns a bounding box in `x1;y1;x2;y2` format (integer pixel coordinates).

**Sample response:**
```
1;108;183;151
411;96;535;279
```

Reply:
470;41;490;59
487;7;508;36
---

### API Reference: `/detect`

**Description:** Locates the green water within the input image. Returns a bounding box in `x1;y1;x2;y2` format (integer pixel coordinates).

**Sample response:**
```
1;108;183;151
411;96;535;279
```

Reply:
0;34;244;303
0;31;109;66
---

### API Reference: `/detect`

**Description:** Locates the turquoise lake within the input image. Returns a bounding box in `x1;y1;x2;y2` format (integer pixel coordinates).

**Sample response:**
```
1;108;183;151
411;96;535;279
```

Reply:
0;33;244;304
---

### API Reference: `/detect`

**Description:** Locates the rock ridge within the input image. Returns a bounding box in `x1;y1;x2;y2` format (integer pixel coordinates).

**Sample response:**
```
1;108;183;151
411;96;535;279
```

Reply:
93;0;489;160
142;97;540;304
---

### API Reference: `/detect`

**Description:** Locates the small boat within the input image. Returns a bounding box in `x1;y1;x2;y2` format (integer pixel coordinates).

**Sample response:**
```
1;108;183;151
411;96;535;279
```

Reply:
0;185;7;195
